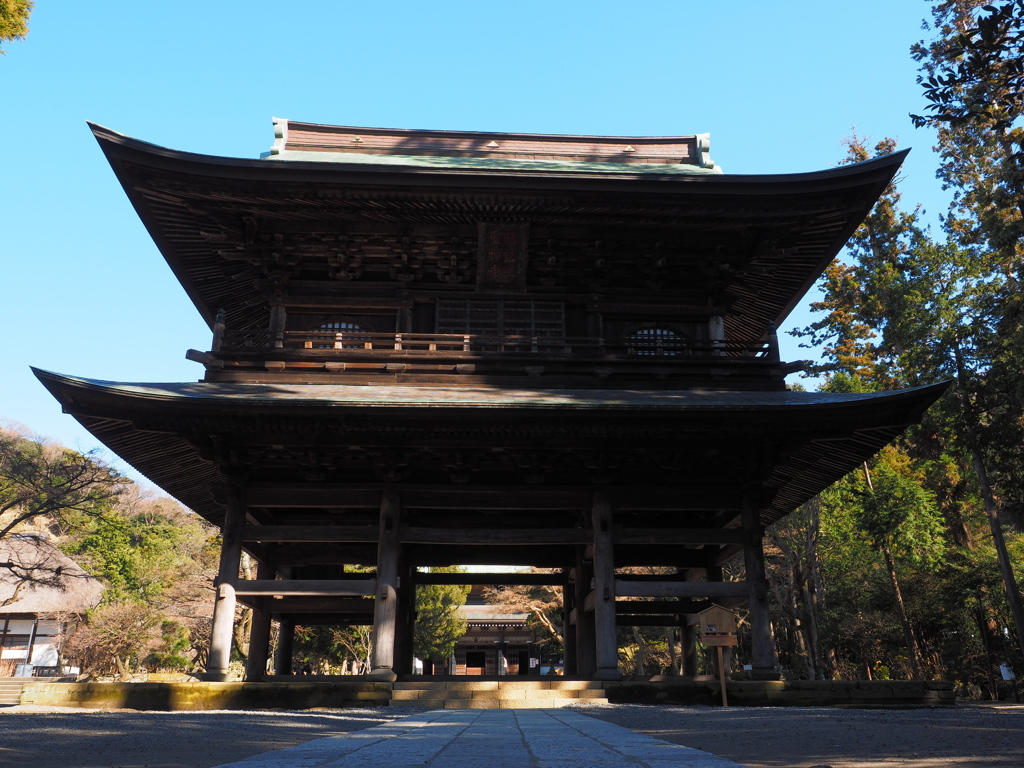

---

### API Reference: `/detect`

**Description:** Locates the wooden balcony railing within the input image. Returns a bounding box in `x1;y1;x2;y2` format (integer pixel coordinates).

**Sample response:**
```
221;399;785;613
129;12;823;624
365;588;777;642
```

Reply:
212;328;778;360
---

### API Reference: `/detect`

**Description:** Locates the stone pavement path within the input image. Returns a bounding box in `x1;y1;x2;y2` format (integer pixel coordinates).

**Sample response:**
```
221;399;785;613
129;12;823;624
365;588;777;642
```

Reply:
211;708;748;768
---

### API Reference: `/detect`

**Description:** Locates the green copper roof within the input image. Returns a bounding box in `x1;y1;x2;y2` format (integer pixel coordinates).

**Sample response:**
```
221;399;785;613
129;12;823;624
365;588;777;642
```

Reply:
264;149;725;176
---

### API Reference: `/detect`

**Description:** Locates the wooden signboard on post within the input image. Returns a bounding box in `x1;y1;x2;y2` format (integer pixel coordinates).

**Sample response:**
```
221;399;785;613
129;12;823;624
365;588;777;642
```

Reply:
698;604;737;706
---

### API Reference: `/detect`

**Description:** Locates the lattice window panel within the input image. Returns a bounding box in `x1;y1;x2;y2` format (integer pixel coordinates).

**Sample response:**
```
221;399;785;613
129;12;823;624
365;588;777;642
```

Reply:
436;300;564;338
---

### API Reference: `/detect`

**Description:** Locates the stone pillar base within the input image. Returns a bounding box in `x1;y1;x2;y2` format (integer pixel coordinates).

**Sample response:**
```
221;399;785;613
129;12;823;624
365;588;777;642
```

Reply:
593;667;623;681
197;672;230;682
366;667;398;682
751;669;782;681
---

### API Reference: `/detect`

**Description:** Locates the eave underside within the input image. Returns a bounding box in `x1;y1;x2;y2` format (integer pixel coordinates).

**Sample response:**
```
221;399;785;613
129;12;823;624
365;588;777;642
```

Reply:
36;373;948;559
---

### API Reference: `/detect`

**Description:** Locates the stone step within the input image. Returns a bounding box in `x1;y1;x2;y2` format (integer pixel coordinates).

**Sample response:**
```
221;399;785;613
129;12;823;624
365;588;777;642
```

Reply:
389;684;598;696
390;680;605;708
0;681;24;706
392;687;606;700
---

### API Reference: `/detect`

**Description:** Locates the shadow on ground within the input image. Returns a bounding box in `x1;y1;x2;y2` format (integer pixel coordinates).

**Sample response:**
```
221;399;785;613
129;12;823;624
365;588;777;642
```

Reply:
0;708;413;768
580;703;1024;768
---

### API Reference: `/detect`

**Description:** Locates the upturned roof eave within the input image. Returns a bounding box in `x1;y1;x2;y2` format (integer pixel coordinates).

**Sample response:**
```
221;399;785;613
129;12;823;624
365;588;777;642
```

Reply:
31;367;950;414
32;367;950;526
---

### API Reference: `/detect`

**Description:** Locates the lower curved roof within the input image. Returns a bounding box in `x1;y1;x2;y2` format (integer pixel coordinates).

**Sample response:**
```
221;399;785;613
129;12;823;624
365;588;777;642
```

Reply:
34;369;948;528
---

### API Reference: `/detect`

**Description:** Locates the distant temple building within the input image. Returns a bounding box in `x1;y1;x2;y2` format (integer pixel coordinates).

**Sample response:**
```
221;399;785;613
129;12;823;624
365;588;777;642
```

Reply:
36;120;945;681
0;535;104;677
452;586;536;676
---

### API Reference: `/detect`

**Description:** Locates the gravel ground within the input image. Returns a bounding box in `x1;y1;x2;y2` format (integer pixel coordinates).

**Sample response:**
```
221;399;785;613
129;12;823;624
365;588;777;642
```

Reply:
0;703;1021;768
0;705;420;768
578;702;1024;768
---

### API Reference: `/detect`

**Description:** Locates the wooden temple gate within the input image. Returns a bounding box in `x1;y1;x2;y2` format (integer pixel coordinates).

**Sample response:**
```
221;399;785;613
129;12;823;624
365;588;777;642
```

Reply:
36;120;947;682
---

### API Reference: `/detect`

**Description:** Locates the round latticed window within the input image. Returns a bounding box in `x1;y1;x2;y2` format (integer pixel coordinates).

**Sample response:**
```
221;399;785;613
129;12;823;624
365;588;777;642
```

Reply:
627;327;683;356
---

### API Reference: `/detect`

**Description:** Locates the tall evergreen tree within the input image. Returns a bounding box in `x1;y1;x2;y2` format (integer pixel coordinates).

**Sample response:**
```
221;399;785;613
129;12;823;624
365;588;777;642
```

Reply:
912;0;1024;664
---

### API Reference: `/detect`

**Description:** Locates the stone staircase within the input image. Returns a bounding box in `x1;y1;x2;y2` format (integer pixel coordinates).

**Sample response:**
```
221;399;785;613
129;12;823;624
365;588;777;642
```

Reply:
392;679;606;709
0;679;25;706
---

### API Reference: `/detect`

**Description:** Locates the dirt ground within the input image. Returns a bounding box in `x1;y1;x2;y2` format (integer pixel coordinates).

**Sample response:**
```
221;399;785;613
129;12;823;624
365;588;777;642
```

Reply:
0;702;1021;768
582;703;1024;768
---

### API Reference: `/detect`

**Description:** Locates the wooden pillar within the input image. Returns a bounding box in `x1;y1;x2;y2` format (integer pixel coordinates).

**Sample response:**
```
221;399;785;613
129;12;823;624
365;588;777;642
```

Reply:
592;490;621;680
369;487;400;681
207;484;246;681
681;618;698;676
709;314;725;356
562;566;577;676
274;619;294;675
742;495;779;679
575;547;596;677
680;567;700;676
244;559;275;681
393;559;416;676
269;303;287;348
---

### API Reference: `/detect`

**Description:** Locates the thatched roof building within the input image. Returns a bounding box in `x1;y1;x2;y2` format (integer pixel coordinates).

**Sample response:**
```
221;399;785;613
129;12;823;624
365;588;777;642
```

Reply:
0;535;104;615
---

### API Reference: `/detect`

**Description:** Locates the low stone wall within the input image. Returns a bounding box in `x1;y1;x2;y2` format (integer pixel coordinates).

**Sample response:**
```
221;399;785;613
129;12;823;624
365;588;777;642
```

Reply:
18;678;956;710
20;681;391;711
606;679;956;708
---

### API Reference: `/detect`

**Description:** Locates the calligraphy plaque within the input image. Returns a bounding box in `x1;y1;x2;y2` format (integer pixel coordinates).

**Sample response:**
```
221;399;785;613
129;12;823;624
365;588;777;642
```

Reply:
477;222;529;293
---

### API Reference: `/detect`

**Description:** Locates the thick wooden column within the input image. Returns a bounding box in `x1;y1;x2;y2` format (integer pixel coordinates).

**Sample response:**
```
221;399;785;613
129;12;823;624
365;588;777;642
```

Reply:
369;487;400;681
207;484;246;681
393;559;416;676
592;491;622;680
575;547;596;677
562;566;577;676
680;567;700;676
742;495;780;679
244;558;275;680
704;563;734;678
269;303;287;348
681;618;698;676
274;619;294;675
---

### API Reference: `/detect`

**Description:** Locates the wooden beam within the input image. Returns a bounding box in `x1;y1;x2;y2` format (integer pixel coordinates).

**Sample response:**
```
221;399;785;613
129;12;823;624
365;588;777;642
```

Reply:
402;527;588;545
617;615;687;627
614;580;749;599
244;525;379;543
614;600;712;615
416;572;563;586
233;579;376;597
276;613;375;626
407;545;574;568
241;483;737;511
241;597;376;614
613;528;744;546
243;524;741;547
714;543;744;566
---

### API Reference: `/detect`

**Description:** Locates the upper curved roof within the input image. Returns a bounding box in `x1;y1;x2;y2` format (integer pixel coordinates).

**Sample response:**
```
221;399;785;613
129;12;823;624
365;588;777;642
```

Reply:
89;122;908;341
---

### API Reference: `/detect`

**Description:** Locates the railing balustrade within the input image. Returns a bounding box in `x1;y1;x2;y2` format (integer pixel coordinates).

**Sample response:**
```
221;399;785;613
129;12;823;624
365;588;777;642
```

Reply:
214;329;775;359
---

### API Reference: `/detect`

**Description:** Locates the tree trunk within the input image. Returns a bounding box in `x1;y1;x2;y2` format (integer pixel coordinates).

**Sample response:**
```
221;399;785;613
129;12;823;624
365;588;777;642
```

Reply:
233;606;252;661
631;627;647;676
952;337;1024;664
667;627;678;675
881;544;924;679
863;462;923;679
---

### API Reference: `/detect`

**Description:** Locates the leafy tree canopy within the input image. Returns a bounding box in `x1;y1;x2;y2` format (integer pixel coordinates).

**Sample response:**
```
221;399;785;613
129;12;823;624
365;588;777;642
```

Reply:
415;567;469;664
0;1;32;54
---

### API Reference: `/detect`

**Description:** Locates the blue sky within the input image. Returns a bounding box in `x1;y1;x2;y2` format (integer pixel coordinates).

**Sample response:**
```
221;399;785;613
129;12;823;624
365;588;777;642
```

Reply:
2;1;951;486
